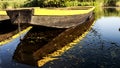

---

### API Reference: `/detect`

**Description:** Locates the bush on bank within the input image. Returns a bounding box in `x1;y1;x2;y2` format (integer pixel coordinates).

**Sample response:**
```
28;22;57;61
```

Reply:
0;0;120;9
0;2;24;9
0;0;95;9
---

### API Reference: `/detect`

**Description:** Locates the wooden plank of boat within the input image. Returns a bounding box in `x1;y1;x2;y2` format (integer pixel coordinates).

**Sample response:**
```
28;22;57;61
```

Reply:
0;10;7;15
0;10;9;20
6;6;95;28
0;15;9;21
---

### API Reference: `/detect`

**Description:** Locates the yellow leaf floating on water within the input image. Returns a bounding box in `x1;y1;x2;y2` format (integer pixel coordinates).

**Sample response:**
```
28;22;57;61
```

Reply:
82;58;85;62
111;51;117;58
79;45;82;48
37;57;58;67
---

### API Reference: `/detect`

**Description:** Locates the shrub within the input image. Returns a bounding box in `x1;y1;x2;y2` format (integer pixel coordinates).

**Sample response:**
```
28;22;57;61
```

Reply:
0;2;8;9
64;1;79;7
0;1;24;9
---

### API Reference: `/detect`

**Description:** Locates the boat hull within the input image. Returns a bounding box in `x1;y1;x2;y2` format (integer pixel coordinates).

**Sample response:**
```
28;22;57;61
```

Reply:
6;7;94;28
31;12;93;28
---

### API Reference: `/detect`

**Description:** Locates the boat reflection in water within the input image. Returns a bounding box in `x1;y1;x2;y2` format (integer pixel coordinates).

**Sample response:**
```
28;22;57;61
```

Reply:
6;6;95;67
13;26;67;66
12;14;95;67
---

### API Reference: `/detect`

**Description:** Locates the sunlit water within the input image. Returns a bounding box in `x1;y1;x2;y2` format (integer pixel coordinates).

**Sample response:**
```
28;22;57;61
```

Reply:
1;8;120;68
95;17;120;42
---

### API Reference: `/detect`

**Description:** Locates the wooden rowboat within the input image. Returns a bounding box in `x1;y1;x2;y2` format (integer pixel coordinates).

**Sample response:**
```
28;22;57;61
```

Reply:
5;6;95;67
13;14;95;66
11;6;95;67
6;6;95;28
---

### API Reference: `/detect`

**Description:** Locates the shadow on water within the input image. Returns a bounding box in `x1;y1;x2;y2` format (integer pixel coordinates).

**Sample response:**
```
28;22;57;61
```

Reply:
0;19;19;42
0;19;18;34
0;19;30;42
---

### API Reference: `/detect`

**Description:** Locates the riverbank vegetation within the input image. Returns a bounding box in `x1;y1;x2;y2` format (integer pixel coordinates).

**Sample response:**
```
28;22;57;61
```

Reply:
0;0;25;9
0;0;120;9
21;0;120;7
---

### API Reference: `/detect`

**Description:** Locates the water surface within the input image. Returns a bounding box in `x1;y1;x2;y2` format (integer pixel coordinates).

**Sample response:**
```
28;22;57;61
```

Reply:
0;32;36;68
41;8;120;68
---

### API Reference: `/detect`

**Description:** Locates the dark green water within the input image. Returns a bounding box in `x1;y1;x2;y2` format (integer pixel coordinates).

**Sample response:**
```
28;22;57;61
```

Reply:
1;7;120;68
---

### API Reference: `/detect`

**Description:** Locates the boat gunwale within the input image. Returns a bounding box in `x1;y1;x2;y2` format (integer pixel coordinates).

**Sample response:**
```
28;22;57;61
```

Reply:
33;6;95;16
5;6;95;16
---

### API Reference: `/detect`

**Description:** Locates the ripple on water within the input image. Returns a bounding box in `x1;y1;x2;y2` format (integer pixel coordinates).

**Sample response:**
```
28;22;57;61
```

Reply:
0;58;1;64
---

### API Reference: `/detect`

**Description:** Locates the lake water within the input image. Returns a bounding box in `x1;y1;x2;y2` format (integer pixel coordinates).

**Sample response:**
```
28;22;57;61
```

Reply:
1;7;120;68
0;32;36;68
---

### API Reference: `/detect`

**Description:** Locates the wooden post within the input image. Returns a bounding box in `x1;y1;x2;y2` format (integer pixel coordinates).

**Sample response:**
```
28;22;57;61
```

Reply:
18;12;22;40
